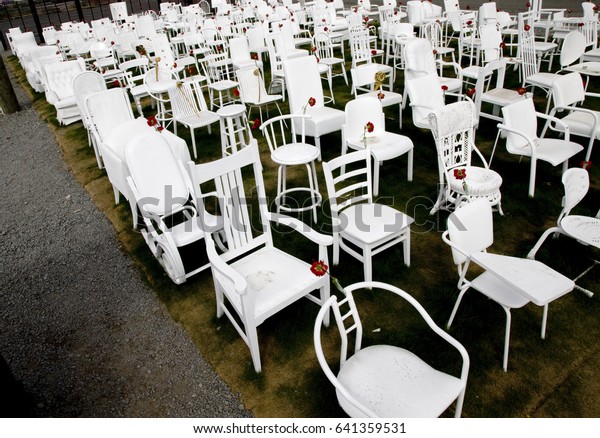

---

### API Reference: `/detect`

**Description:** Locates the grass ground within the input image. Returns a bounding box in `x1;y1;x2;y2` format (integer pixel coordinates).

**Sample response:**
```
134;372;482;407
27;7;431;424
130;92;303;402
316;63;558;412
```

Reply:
7;36;600;418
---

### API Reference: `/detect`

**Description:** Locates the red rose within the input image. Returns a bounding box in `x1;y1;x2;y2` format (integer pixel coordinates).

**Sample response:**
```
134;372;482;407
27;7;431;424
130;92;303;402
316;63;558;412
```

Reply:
233;89;240;97
251;118;260;130
308;97;316;107
371;49;377;55
517;87;527;95
466;87;475;97
310;260;328;277
454;168;467;180
524;24;531;31
441;85;448;91
365;121;374;133
580;160;592;169
147;115;158;127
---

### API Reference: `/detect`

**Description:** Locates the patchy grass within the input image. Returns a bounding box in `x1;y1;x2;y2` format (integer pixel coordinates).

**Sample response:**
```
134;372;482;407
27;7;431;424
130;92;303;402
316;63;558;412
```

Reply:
7;43;600;419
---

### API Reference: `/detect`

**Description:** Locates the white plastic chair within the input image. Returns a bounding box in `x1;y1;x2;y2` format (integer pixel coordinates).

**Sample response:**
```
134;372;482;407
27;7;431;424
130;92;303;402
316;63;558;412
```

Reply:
167;78;220;159
282;56;345;160
186;143;333;372
404;73;447;130
73;71;107;168
443;199;574;371
125;131;220;285
314;281;469;417
496;98;584;197
342;97;414;197
528;168;599;297
428;100;503;215
546;72;599;162
322;150;414;283
229;36;264;73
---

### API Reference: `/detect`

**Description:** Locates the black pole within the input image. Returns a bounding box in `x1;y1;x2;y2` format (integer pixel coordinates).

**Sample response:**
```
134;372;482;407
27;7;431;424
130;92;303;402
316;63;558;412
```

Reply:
74;0;84;21
27;0;44;43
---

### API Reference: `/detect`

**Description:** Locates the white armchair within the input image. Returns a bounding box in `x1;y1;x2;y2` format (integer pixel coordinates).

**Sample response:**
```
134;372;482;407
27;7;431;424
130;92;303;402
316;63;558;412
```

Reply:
42;58;86;125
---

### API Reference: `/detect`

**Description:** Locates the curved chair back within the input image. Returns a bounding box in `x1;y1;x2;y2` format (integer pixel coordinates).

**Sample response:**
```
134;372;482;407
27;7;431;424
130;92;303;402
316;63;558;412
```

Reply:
561;168;590;221
447;199;494;265
559;30;587;69
500;98;538;153
343;97;385;143
551;71;586;108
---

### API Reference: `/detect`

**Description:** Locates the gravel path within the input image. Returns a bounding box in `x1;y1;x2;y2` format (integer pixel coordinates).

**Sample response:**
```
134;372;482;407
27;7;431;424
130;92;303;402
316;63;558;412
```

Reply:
0;55;251;418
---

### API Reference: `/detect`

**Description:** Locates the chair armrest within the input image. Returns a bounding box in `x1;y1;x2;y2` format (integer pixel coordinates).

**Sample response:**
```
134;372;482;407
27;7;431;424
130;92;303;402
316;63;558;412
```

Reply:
497;123;538;160
45;89;59;105
204;236;247;294
267;212;333;246
536;111;571;140
552;105;599;137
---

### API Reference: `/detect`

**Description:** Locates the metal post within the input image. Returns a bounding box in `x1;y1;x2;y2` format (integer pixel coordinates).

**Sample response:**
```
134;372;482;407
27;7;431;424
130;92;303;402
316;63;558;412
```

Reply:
74;0;84;21
27;0;44;43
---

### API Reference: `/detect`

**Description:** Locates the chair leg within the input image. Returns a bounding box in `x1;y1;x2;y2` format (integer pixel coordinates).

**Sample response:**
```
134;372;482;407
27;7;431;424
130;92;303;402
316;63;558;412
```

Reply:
403;231;411;267
333;233;340;265
247;323;262;373
407;148;413;181
363;246;372;282
541;303;549;339
528;159;537;197
502;306;512;372
191;127;197;159
447;287;469;328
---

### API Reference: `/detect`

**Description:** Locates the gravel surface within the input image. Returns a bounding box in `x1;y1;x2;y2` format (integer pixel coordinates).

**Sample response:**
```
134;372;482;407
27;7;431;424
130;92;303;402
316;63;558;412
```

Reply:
0;55;251;418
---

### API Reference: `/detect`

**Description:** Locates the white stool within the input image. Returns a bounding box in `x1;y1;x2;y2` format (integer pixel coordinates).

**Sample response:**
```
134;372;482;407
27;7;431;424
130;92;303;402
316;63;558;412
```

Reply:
217;104;254;157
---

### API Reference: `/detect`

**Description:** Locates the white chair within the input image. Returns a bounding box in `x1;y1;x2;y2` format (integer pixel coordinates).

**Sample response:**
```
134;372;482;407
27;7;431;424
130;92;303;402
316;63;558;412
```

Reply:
322;150;414;283
546;72;599;162
42;58;86;125
73;71;107;168
186;143;333;372
89;41;124;85
428;100;503;215
350;63;403;130
200;53;240;110
283;56;345;160
528;168;599;297
313;31;348;105
496;98;584;197
125;131;220;285
348;26;389;72
22;45;62;93
260;114;321;222
443;199;574;371
167;77;220;159
342;97;413;197
314;281;469;418
229;36;264;73
235;66;283;123
404;73;447;130
119;57;151;116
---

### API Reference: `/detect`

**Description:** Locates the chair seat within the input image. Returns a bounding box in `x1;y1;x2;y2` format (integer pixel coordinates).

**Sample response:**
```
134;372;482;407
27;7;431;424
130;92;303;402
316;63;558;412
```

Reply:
481;88;524;107
337;345;465;418
439;76;462;92
535;41;557;54
560;215;600;249
357;91;402;107
448;166;502;196
471;271;531;309
228;246;323;321
462;65;493;80
304;106;345;137
340;204;413;245
170;213;220;247
53;95;78;109
271;142;319;165
318;57;344;67
349;132;413;161
526;72;558;88
130;84;150;98
209;80;238;91
177;111;220;129
233;59;264;71
559;110;600;139
510;138;583;165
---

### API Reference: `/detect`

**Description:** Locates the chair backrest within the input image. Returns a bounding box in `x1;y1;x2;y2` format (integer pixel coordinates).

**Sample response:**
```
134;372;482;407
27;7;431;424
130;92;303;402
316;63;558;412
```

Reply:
168;79;210;120
405;74;445;128
560;167;590;221
501;98;539;152
152;33;176;68
422;21;445;49
43;59;86;100
73;71;107;123
428;100;477;173
446;199;494;265
518;11;539;81
135;15;157;39
582;2;597;18
404;37;437;79
260;113;309;154
551;71;586;109
343;97;386;144
282;55;324;114
478;2;497;26
85;88;135;142
187;143;271;260
350;63;389;95
472;59;507;119
246;25;267;52
349;26;373;68
559;30;587;69
479;23;502;64
236;66;270;103
119;57;150;87
322;149;373;222
229;36;251;64
125;131;189;217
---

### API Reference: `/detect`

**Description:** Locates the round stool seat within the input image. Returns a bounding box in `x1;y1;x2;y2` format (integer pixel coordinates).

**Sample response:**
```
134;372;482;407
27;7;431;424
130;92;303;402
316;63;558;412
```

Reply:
449;166;502;196
216;103;246;118
271;143;320;166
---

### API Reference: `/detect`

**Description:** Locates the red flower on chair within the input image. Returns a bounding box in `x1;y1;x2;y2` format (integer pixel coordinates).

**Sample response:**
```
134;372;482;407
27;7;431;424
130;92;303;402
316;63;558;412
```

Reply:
524;24;531;32
517;87;527;95
233;88;240;97
365;121;374;133
526;2;531;8
251;53;259;60
308;97;316;107
594;5;600;12
250;118;261;130
580;160;592;169
147;115;158;127
454;168;467;180
310;260;328;277
466;87;476;98
371;49;377;56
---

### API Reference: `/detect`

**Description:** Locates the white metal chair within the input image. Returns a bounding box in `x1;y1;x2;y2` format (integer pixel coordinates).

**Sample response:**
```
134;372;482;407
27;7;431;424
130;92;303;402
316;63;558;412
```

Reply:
200;52;240;110
546;72;599;163
528;168;599;297
404;73;447;130
496;98;584;197
443;199;574;371
119;57;151;116
428;100;503;215
167;77;219;159
186;143;333;372
342;97;414;197
260;114;321;222
314;281;469;418
283;55;345;160
125;131;220;285
322;150;414;283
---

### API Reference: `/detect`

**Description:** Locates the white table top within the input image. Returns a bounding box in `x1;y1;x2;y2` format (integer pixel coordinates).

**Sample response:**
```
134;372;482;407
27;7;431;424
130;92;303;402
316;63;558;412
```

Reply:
470;252;574;306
